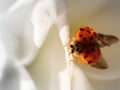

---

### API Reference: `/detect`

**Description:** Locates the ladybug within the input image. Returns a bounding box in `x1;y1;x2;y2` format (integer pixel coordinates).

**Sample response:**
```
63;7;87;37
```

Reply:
75;26;97;45
69;39;101;66
80;45;100;65
67;26;119;69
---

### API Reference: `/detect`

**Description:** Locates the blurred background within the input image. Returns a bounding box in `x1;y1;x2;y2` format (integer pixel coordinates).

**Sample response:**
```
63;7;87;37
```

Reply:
0;0;120;90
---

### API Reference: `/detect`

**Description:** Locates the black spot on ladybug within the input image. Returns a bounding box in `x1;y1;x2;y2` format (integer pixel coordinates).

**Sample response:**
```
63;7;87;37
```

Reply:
80;28;84;31
76;48;79;52
79;50;83;53
88;60;92;64
86;50;90;54
77;42;81;44
87;30;91;34
71;49;75;53
70;45;75;53
75;42;82;47
79;34;83;37
92;47;96;52
90;36;94;41
75;44;79;47
94;55;96;59
84;55;88;59
83;37;86;41
70;45;74;48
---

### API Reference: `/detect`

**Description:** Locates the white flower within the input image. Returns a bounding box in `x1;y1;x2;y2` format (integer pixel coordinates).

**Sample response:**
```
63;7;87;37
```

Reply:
0;0;120;90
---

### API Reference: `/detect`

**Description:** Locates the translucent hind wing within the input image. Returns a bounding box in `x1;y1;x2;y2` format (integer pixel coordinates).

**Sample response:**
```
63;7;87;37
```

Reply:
92;55;108;69
97;33;119;47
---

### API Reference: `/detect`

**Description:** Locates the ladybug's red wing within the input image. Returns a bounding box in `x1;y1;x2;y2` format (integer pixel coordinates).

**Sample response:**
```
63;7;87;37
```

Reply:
97;33;119;48
92;54;108;69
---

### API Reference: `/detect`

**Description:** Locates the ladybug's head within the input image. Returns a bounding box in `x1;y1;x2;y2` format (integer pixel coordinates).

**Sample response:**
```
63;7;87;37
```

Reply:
69;40;83;54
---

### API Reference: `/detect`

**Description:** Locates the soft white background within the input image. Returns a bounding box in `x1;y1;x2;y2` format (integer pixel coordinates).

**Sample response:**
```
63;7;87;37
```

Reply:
0;0;120;90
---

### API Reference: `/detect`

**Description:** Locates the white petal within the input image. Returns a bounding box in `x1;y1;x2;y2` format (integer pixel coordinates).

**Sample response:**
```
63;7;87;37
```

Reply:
0;38;7;80
59;64;92;90
59;69;71;90
0;60;19;90
0;0;15;12
31;1;56;48
7;0;34;12
19;67;37;90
